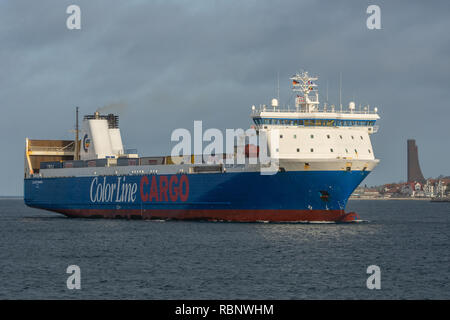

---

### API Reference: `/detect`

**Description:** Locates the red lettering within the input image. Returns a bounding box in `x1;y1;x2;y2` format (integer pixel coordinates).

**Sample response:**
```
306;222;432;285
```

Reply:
159;176;168;202
149;175;159;202
140;176;149;202
179;175;189;202
169;175;178;202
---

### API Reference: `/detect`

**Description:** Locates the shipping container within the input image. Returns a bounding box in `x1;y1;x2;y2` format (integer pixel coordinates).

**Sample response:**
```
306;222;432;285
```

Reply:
106;158;117;167
193;165;222;173
165;155;195;165
40;161;62;169
96;159;107;167
140;156;165;166
63;160;85;168
117;158;139;166
85;159;110;167
86;160;97;167
245;144;259;157
202;154;228;164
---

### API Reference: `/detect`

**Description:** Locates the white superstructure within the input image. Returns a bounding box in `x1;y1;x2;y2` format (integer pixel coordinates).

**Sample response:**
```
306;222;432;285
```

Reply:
80;112;125;160
252;71;380;164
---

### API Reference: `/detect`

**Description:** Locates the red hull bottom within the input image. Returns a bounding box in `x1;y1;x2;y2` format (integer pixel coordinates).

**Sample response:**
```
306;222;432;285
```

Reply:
53;209;360;223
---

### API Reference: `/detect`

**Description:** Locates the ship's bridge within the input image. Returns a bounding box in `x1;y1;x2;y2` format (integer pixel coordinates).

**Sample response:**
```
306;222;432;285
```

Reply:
249;71;381;162
252;107;380;134
251;71;379;134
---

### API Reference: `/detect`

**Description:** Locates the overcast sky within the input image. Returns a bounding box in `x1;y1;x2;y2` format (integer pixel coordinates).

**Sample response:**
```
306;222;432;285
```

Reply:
1;0;449;195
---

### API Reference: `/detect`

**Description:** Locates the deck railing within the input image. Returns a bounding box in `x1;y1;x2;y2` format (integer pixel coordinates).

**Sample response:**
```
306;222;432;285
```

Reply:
252;107;378;115
29;144;75;152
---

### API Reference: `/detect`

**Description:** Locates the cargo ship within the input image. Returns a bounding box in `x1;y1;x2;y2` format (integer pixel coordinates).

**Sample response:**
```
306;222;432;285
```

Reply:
24;71;380;222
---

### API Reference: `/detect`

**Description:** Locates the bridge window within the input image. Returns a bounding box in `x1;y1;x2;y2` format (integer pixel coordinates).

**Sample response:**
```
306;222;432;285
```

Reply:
256;118;375;128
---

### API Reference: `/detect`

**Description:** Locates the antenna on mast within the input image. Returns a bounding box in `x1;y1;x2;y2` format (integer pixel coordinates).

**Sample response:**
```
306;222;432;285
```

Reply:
277;71;280;101
75;106;79;160
339;72;342;112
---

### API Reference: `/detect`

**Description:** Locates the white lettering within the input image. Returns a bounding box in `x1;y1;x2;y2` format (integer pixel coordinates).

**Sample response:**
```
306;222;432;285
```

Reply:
89;177;137;204
366;265;381;289
66;5;81;30
366;5;381;30
66;265;81;290
90;177;98;202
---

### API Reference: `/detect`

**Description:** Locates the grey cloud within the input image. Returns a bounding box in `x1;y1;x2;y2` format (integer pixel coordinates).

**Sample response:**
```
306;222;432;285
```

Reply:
0;0;449;195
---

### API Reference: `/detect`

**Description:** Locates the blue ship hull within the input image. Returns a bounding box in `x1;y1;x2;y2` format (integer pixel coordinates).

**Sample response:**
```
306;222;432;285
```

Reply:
24;170;369;222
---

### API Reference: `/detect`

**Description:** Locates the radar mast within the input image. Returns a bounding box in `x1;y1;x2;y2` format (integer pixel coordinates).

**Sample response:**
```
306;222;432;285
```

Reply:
291;71;319;112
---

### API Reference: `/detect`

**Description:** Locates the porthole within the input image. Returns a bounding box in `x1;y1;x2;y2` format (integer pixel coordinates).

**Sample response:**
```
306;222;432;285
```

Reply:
327;134;330;139
310;134;314;139
368;149;371;153
351;135;354;139
296;148;300;152
330;148;334;152
345;149;348;153
280;134;283;138
310;148;314;152
294;135;297;139
339;135;343;139
360;136;363;140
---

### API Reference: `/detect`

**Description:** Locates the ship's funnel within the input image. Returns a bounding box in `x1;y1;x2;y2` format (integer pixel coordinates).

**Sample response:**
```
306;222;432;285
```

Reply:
79;112;124;160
